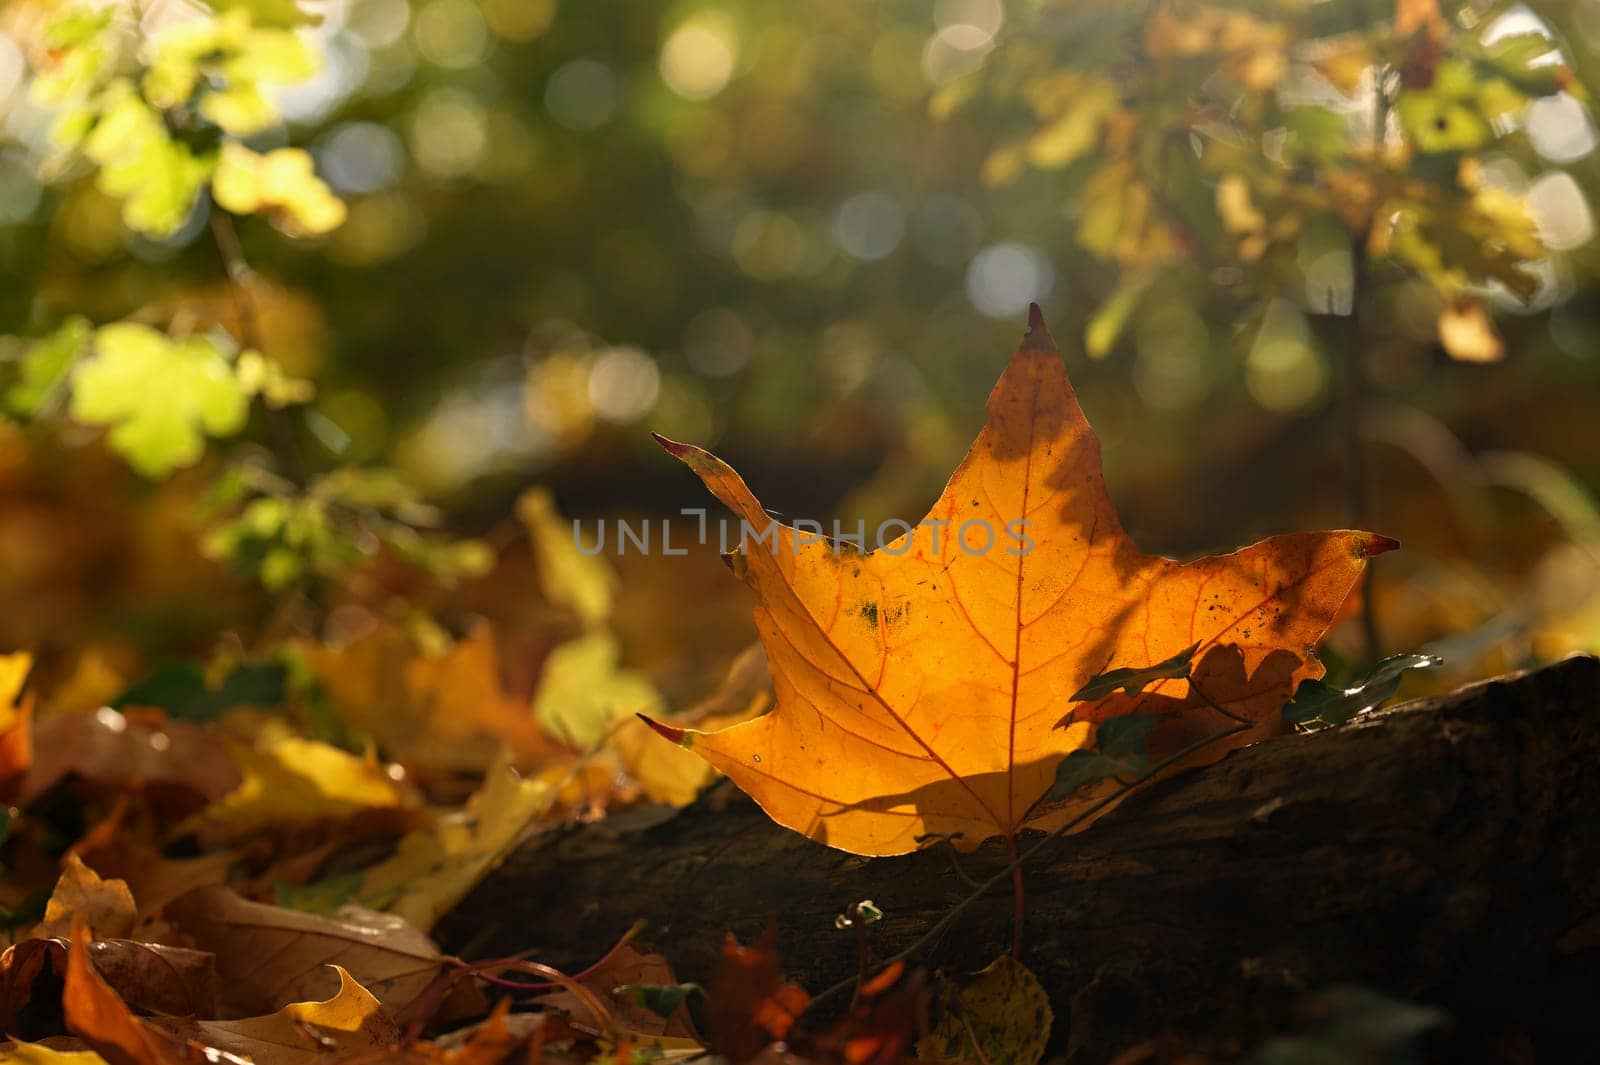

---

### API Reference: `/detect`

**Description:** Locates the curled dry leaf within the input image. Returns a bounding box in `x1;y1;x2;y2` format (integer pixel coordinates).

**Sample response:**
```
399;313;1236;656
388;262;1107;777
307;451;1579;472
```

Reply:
61;918;191;1065
159;966;399;1065
648;307;1394;855
2;936;220;1035
34;855;136;940
164;885;445;1019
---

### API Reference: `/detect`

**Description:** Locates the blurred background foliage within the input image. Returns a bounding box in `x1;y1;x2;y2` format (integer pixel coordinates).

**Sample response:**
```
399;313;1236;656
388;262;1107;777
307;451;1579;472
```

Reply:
1;0;1598;726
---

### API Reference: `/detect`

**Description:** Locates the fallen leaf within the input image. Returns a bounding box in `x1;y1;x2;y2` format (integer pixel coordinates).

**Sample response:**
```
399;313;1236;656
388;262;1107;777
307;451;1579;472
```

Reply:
534;632;662;749
3;936;220;1033
164;886;445;1018
188;735;408;839
706;929;809;1064
0;1039;110;1063
918;955;1051;1065
33;855;135;940
648;307;1393;855
74;829;236;925
20;707;240;813
61;919;190;1065
167;966;397;1065
418;1003;580;1065
520;487;616;627
350;756;552;932
297;622;553;774
613;644;771;806
0;652;33;803
797;961;925;1065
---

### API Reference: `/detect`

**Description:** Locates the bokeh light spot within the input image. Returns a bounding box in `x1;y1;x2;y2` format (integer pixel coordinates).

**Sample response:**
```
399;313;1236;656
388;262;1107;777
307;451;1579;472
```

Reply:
660;17;738;101
965;241;1055;318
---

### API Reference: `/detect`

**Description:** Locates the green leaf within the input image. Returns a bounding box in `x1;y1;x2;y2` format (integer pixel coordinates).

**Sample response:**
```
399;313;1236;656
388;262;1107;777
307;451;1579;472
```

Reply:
82;82;213;236
1397;92;1491;154
612;983;703;1019
1070;641;1199;701
70;323;250;477
1281;653;1441;728
203;0;323;30
1049;712;1159;800
114;659;288;722
1283;105;1347;161
5;317;91;417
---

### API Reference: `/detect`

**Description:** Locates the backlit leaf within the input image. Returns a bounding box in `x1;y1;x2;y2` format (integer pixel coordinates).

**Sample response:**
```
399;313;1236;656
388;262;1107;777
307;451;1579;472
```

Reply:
70;324;249;477
647;307;1392;855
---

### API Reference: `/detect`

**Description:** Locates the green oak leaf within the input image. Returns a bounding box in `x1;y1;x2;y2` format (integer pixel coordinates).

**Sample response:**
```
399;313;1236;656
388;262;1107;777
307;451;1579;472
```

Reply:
70;323;249;477
6;317;91;417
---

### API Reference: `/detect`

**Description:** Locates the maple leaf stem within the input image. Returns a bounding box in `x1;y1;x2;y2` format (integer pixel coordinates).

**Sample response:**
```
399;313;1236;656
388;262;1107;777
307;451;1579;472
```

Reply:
1006;833;1024;959
808;721;1251;1010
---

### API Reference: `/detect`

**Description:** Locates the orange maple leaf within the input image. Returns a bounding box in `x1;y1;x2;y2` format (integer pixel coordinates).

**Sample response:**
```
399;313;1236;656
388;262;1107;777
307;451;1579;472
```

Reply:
647;307;1393;856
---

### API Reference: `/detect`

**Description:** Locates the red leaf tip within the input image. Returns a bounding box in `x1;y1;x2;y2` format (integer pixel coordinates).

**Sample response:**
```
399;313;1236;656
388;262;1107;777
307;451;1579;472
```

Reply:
1027;302;1046;331
1360;533;1400;558
652;432;692;458
638;713;687;744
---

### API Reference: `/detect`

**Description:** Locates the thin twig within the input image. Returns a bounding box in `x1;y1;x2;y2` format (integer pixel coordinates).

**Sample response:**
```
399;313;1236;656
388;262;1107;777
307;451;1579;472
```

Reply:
209;209;308;485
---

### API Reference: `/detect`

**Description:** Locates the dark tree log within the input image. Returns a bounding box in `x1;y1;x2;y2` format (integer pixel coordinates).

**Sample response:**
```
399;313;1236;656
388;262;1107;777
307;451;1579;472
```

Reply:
440;656;1600;1061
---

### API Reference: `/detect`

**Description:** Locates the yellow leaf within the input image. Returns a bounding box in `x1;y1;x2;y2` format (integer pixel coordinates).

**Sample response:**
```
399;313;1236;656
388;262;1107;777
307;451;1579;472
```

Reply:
184;966;398;1065
1024;81;1116;170
534;631;663;748
1216;174;1266;235
354;757;552;931
214;143;346;237
0;1041;110;1064
1439;300;1505;363
646;308;1390;855
519;487;616;627
918;955;1052;1065
298;621;553;773
0;653;33;795
192;736;406;838
613;644;772;806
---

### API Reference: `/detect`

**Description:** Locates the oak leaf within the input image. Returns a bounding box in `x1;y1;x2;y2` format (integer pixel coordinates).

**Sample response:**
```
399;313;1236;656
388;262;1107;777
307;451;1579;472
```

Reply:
648;307;1393;855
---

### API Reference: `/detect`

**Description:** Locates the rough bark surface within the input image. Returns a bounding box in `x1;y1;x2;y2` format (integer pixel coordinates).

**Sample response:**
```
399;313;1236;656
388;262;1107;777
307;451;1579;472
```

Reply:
440;656;1600;1061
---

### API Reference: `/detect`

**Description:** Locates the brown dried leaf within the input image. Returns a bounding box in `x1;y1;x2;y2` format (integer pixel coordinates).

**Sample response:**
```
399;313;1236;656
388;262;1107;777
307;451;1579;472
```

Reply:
163;886;445;1019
